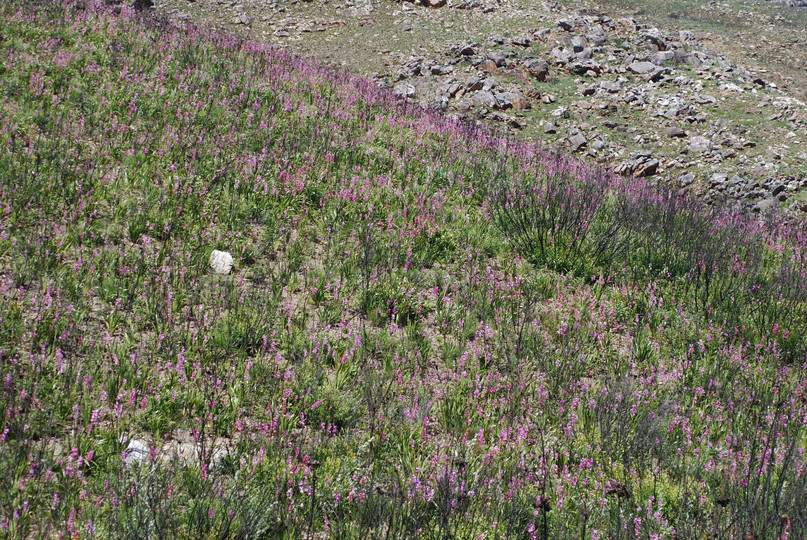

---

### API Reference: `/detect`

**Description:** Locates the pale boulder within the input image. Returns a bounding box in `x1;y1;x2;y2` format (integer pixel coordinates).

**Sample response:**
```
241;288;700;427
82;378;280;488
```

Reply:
210;250;234;274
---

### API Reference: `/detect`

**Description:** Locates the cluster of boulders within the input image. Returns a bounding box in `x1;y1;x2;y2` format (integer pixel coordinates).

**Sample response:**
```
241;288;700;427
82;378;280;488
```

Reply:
768;0;807;6
379;11;807;211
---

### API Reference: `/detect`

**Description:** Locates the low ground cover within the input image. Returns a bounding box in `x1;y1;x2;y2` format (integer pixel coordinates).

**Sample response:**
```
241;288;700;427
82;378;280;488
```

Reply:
1;1;806;538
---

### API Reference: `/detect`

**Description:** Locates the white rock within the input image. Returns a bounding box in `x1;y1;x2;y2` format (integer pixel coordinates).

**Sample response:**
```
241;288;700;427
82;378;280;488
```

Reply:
689;136;712;153
123;438;149;464
210;250;234;274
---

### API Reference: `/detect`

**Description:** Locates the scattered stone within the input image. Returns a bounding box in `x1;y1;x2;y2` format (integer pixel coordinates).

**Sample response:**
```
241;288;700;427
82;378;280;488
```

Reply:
693;94;717;105
550;47;573;66
500;92;530;110
523;58;549;81
615;150;659;177
568;130;588;151
635;159;659;177
465;76;484;92
488;51;507;67
689;136;712;153
678;173;695;187
754;197;778;213
473;90;497;108
180;0;807;213
729;175;746;186
210;250;234;275
627;61;657;75
557;19;573;31
489;112;522;128
403;0;447;7
663;127;687;138
600;81;623;93
393;82;416;99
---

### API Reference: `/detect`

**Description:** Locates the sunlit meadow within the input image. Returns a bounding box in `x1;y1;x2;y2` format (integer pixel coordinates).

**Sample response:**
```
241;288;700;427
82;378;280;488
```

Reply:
1;1;806;538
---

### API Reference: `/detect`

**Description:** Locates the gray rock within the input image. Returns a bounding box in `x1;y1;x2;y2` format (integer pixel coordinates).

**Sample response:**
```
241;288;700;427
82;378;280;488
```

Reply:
430;65;452;75
458;44;476;56
689;136;712;153
642;29;667;51
533;28;551;41
569;130;588;151
693;94;716;105
489;112;522;128
472;90;497;108
651;51;675;65
754;197;778;213
569;60;601;75
393;82;416;99
628;61;657;75
677;173;695;187
465;75;484;91
635;159;659;177
499;92;530;110
488;51;507;67
543;123;557;134
587;33;608;47
729;175;746;186
600;81;623;93
493;92;513;110
550;47;573;66
684;53;703;67
663;127;687;138
557;19;573;32
523;58;549;80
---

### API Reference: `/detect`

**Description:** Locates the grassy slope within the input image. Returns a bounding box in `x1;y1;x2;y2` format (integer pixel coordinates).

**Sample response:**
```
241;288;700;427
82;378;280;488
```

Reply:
1;1;807;538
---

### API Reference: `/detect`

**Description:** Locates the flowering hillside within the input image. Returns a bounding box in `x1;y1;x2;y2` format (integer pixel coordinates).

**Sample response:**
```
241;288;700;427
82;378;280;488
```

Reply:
1;1;806;538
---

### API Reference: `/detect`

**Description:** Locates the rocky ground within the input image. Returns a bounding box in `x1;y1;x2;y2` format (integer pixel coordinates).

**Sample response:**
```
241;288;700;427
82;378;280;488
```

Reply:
149;0;807;214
